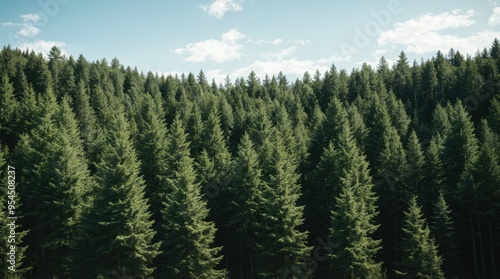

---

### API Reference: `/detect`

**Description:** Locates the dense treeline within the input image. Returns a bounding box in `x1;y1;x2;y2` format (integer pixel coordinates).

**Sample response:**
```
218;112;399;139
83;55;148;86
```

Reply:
0;39;499;278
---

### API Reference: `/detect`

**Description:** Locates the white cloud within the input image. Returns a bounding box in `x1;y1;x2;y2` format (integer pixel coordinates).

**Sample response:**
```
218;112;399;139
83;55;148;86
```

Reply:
201;0;243;19
261;46;296;60
20;13;41;22
272;39;283;45
378;9;500;54
17;24;41;37
174;29;245;63
1;13;42;38
489;7;500;26
18;40;66;57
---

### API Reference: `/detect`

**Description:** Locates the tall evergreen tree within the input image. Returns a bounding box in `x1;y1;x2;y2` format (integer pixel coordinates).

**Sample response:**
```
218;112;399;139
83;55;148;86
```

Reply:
396;197;445;279
225;133;266;278
0;75;19;148
404;131;425;200
254;133;311;278
330;121;382;278
135;95;169;239
72;113;159;278
431;192;458;279
159;135;225;278
14;97;91;278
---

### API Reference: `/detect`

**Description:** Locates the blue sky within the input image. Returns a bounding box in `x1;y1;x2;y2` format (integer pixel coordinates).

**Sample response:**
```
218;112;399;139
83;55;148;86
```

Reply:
1;0;500;83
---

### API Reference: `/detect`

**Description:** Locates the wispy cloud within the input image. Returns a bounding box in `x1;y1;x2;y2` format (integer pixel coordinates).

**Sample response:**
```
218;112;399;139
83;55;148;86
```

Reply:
378;9;500;54
20;13;41;23
201;0;243;19
271;39;283;45
1;13;42;38
174;29;246;63
489;7;500;26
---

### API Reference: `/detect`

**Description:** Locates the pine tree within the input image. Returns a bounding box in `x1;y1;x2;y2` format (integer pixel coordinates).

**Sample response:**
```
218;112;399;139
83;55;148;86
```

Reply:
431;192;458;279
488;95;500;133
376;123;409;272
14;97;91;278
159;138;225;278
330;121;382;278
254;132;311;278
135;95;169;239
187;102;205;155
470;119;500;278
393;51;412;105
225;133;266;278
404;131;425;200
0;75;19;148
72;112;159;278
310;96;348;167
422;135;446;215
199;108;232;220
396;196;445;278
73;79;98;164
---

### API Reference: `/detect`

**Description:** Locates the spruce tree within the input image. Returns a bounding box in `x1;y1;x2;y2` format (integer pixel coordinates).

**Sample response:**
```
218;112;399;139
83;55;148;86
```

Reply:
330;122;382;278
135;95;169;239
14;96;91;278
431;192;458;279
72;112;159;278
471;119;500;278
226;133;268;278
159;136;225;278
199;108;233;221
404;131;425;200
254;132;311;278
0;75;19;148
396;196;444;278
422;135;446;214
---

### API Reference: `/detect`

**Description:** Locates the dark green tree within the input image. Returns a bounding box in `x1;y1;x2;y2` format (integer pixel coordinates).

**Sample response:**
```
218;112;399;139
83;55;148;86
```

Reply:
159;138;225;278
72;113;159;278
14;97;91;278
431;192;458;279
330;121;382;278
135;95;169;238
0;75;19;147
225;133;267;278
396;197;445;278
253;132;311;278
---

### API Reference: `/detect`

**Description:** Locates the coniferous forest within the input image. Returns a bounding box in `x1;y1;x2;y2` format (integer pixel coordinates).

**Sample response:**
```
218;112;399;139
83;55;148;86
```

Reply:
0;39;500;278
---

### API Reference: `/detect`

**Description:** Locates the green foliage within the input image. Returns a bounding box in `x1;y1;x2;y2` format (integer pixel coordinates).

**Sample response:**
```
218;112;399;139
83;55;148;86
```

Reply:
0;75;19;147
159;135;225;278
254;133;311;278
431;192;458;278
330;122;382;278
2;38;500;278
72;113;159;278
14;96;91;278
396;197;445;278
